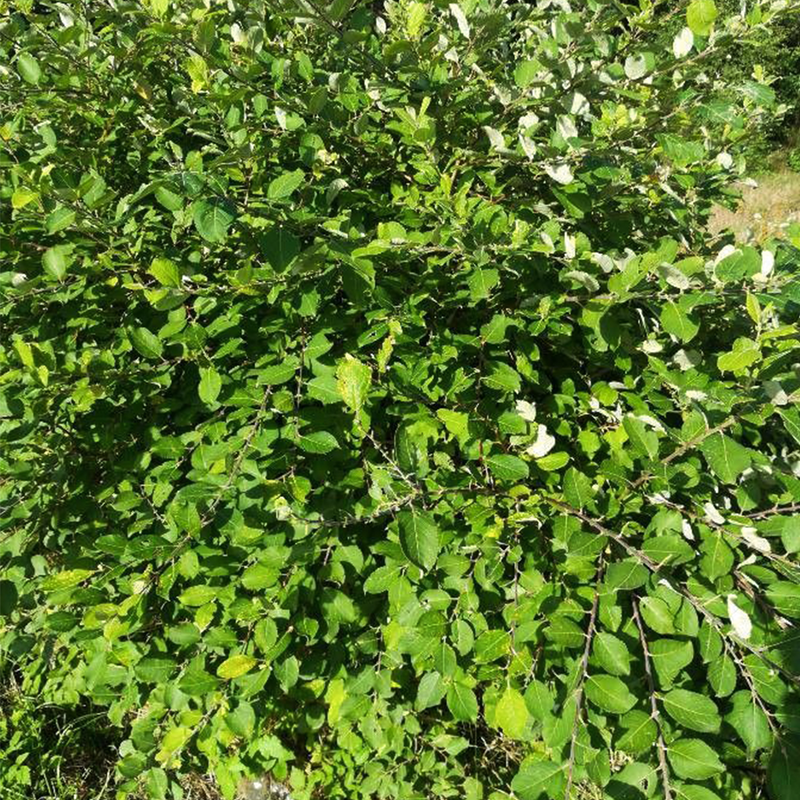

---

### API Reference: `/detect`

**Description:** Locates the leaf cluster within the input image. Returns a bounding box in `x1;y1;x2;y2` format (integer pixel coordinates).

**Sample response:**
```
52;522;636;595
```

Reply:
1;1;800;800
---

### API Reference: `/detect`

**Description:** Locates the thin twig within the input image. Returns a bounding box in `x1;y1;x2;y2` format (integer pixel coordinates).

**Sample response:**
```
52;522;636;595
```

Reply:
744;503;800;520
632;596;672;800
629;417;736;490
547;498;800;688
564;557;604;800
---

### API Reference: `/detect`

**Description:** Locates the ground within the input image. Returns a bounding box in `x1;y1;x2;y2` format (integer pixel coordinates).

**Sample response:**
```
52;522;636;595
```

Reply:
709;167;800;243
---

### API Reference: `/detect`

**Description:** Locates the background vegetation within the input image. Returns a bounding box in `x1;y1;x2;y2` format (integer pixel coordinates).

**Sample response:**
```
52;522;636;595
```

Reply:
2;1;800;799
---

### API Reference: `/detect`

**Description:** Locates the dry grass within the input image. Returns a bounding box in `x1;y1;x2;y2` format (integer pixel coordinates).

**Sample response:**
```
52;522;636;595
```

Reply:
709;168;800;243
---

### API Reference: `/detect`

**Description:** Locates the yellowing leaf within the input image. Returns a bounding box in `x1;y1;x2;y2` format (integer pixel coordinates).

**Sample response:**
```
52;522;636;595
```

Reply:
41;569;94;592
336;355;371;414
216;654;258;679
12;188;38;209
495;687;529;739
687;0;718;36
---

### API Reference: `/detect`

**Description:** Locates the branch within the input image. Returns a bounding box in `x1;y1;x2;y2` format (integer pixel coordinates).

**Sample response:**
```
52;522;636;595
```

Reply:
547;498;800;689
564;557;604;800
632;596;672;800
629;416;736;490
744;503;800;521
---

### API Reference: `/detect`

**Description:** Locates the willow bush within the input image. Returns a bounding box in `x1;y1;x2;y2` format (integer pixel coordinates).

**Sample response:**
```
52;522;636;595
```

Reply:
3;1;800;799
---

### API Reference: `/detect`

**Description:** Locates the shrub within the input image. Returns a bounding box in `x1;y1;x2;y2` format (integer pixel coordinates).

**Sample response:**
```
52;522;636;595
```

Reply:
716;0;800;162
2;1;800;799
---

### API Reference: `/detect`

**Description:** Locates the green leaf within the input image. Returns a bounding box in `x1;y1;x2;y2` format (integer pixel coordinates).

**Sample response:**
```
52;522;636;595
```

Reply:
46;206;76;234
668;738;724;780
593;632;631;676
0;581;18;616
416;671;445;711
495;687;529;739
482;362;522;393
768;739;800;800
397;510;440;570
700;433;752;483
623;416;659;460
536;451;570;471
617;710;657;755
642;535;695;567
687;0;718;36
130;327;164;360
650;638;694;686
524;680;554;721
452;619;475;656
336;355;372;413
42;245;71;282
514;59;540;89
258;361;298;386
217;654;258;679
640;596;676;634
511;761;565;800
225;700;256;738
726;691;772;752
198;367;222;406
267;170;305;200
700;433;752;484
154;185;183;211
717;337;760;373
297;430;339;454
405;2;427;37
178;585;217;606
149;257;181;288
480;314;511;344
662;689;721;733
467;267;499;301
241;564;278;591
118;752;147;778
307;374;340;404
157;726;191;759
708;654;736;697
661;300;699;343
545;617;585;649
563;467;592;509
446;681;478;722
585;674;638;714
12;187;38;209
486;454;529;483
765;582;800;618
260;226;300;271
193;198;236;243
135;657;176;683
437;408;469;439
363;564;403;594
606;560;649;590
179;661;219;696
779;407;800;446
17;52;42;85
699;531;734;581
474;630;511;663
678;787;722;800
145;767;169;800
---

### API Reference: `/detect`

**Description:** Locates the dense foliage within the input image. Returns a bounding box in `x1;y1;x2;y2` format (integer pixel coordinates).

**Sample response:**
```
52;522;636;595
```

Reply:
3;1;800;799
716;0;800;163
